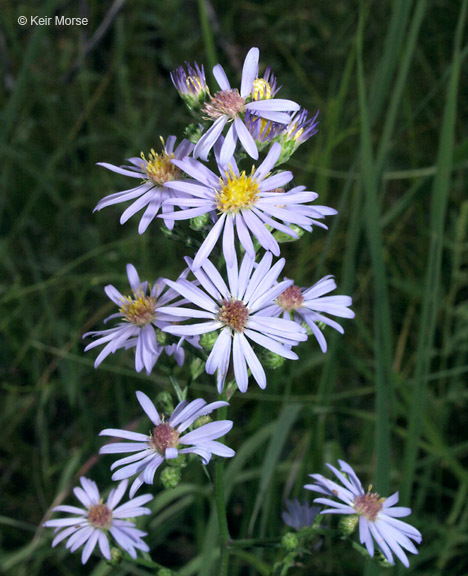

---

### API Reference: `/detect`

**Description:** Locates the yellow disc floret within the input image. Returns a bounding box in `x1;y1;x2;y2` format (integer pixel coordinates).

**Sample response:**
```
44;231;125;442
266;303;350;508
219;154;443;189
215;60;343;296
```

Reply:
252;78;272;100
120;291;157;326
216;168;259;214
141;138;180;185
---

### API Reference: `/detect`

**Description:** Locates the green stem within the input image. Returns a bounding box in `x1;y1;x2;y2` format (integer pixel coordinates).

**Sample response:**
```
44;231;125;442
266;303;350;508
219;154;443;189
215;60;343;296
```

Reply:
214;395;230;575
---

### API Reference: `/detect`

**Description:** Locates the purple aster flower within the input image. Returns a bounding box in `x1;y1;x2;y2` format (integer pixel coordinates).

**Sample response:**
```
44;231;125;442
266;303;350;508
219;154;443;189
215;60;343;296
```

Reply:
282;498;320;530
43;477;152;564
305;460;422;567
283;108;319;146
160;251;307;393
95;136;193;233
194;47;300;163
100;391;234;497
171;61;209;108
84;264;191;374
261;275;354;352
163;141;336;270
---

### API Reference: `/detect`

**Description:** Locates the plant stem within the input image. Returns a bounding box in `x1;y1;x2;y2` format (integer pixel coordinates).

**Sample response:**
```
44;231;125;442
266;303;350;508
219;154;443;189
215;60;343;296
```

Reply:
214;396;230;576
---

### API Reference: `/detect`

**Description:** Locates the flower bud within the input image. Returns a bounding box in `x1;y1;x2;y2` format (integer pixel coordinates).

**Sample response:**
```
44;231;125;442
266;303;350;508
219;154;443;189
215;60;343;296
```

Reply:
190;213;211;231
109;547;123;565
155;392;174;416
199;331;218;352
194;415;211;428
160;466;182;489
261;349;285;369
281;532;299;552
338;514;359;537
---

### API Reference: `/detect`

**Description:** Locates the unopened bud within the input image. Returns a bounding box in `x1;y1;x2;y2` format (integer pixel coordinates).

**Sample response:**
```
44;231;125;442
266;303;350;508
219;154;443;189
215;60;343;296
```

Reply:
281;532;299;552
339;514;359;537
190;213;210;231
109;547;123;565
194;415;211;428
261;350;285;369
199;331;218;352
155;392;174;416
160;466;182;489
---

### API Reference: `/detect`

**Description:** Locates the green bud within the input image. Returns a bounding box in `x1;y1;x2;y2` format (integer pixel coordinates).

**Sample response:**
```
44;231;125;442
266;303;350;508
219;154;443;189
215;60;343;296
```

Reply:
339;514;359;537
281;532;299;552
156;328;169;346
199;331;218;352
160;466;182;489
194;415;211;428
167;453;186;469
109;547;123;565
190;356;205;380
184;123;203;145
155;392;174;415
261;349;285;369
274;223;305;244
301;321;314;337
190;213;211;231
317;321;327;331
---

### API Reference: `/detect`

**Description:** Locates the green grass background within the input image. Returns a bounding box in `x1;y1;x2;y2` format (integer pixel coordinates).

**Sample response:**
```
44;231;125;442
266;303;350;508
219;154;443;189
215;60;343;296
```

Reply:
1;0;467;574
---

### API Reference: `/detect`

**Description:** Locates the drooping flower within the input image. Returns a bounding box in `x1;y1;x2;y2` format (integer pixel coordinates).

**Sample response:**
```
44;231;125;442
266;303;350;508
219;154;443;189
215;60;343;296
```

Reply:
282;499;320;530
84;264;191;374
163;142;336;270
261;275;354;352
171;61;210;109
95;136;193;233
194;47;300;163
305;460;422;567
100;391;234;497
159;251;307;393
43;477;152;564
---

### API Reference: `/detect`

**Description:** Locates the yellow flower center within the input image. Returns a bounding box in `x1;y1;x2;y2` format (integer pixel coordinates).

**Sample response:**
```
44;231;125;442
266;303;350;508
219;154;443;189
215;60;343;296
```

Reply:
88;501;112;528
120;292;157;326
216;168;259;213
141;139;180;185
186;75;204;93
252;78;272;100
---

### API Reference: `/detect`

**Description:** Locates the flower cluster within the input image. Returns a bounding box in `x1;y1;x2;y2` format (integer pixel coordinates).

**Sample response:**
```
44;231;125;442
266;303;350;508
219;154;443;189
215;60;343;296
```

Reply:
42;46;421;571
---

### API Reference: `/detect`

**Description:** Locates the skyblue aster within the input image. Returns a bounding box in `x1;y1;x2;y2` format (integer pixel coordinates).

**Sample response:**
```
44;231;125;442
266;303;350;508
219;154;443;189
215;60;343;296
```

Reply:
282;498;320;531
84;264;191;374
43;477;152;564
95;136;193;233
194;47;300;163
305;460;422;567
159;251;307;393
163;141;336;270
100;391;235;497
261;275;354;352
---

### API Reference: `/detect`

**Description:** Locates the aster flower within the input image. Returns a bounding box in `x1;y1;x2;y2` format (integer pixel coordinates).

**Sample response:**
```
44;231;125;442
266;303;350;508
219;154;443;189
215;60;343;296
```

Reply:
261;275;354;352
282;499;320;531
84;264;191;374
194;47;300;163
100;391;235;497
163;141;336;270
305;460;422;567
276;108;320;164
43;477;152;564
95;135;193;233
171;61;210;109
160;251;307;392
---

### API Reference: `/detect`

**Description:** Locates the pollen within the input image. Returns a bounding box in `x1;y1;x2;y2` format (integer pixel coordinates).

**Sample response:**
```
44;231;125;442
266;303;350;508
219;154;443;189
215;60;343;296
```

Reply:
218;299;249;332
186;75;205;94
277;285;304;312
252;78;272;100
141;139;180;185
88;502;112;528
202;89;245;120
150;422;180;454
216;168;259;213
353;491;385;522
120;292;157;326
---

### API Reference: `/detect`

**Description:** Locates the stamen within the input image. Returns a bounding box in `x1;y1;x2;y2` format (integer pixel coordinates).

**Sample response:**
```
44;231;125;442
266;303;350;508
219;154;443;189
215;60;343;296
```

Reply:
353;491;385;521
88;502;112;528
141;139;180;185
277;285;304;311
218;299;249;332
252;78;272;100
216;168;259;214
202;89;245;120
151;422;180;454
120;291;157;326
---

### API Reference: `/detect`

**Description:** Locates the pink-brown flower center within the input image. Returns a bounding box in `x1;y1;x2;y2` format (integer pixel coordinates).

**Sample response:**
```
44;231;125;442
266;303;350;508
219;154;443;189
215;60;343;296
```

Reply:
203;89;245;120
218;299;249;332
88;502;112;528
151;422;180;454
353;492;384;521
277;285;304;312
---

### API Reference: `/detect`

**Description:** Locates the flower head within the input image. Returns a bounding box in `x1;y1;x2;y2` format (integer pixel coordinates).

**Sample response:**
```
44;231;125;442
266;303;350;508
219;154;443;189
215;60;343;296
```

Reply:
194;47;299;164
84;264;190;374
160;251;307;392
305;460;422;567
43;477;152;564
163;142;336;270
262;275;354;352
100;391;235;496
282;499;320;531
276;108;319;164
171;61;209;108
95;136;193;233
